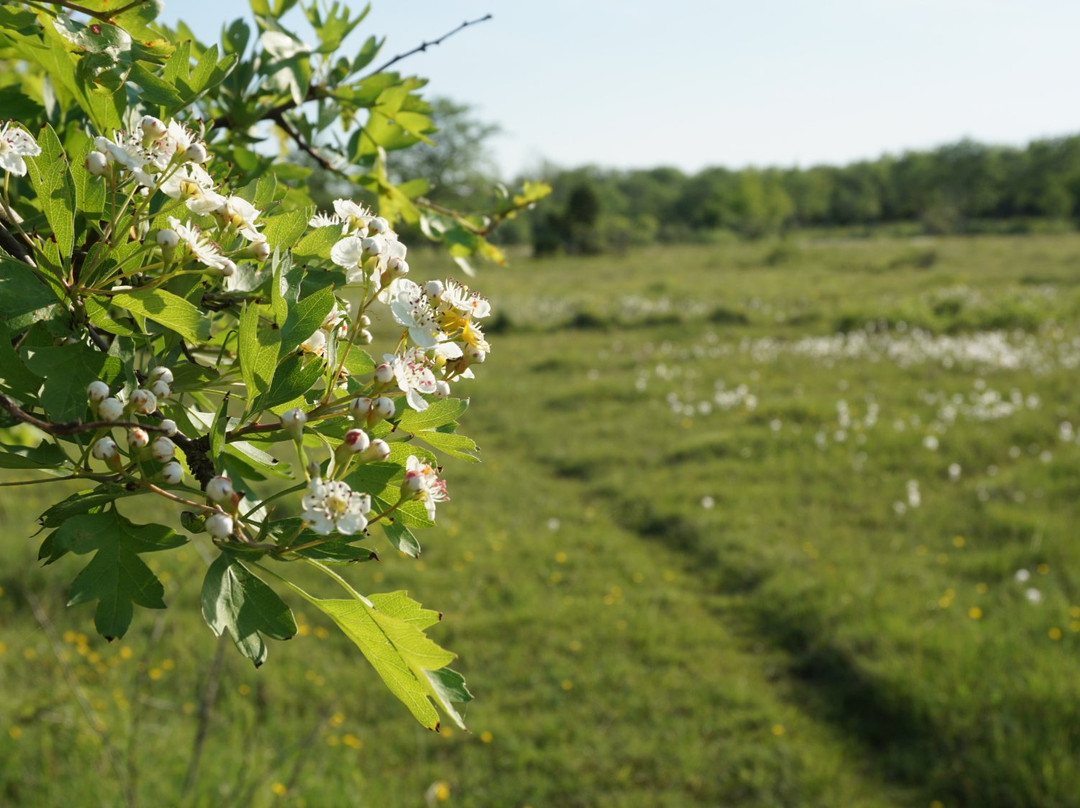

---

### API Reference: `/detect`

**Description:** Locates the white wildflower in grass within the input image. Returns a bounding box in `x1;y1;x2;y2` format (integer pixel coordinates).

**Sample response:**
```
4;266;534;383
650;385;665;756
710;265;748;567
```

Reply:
1014;568;1031;583
302;478;370;535
387;349;438;411
402;455;449;520
1025;587;1043;605
0;123;41;176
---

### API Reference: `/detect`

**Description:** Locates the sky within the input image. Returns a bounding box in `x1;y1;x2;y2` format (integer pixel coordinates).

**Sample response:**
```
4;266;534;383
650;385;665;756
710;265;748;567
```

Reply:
162;0;1080;178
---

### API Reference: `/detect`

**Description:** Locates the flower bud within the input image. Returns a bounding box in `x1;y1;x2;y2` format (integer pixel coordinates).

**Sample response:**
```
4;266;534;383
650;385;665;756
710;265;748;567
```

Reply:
357;329;373;345
97;397;124;421
140;115;167;140
467;347;487;365
402;470;426;496
205;512;234;539
368;216;389;235
161;461;184;484
217;258;236;278
148;366;174;385
281;407;307;439
349;396;373;420
156;229;179;256
301;329;326;356
373;363;394;385
206;475;234;503
385;256;409;280
159;419;178;436
358;315;371;327
151;435;175;463
185;142;208;165
127;427;150;450
93;136;112;154
85;151;109;176
424;280;444;299
92;436;118;461
250;239;270;261
342;428;371;454
372;396;396;424
149;379;171;400
87;380;110;404
361;236;385;258
433;380;451;399
130;388;157;415
358;438;391;463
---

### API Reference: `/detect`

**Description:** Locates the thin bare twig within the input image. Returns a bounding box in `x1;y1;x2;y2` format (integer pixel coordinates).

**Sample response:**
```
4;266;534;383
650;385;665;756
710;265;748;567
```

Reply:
364;14;493;78
0;394;174;436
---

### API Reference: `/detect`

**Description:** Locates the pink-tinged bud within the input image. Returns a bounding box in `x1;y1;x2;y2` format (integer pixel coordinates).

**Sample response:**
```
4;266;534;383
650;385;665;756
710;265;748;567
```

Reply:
159;419;178;436
130;388;157;415
343;428;371;454
148;366;173;385
205;512;234;539
206;475;234;503
127;427;150;450
281;407;307;439
361;236;385;258
185;142;208;165
151;436;175;463
156;228;179;251
250;239;270;261
467;347;487;364
371;396;395;423
368;216;389;235
373;363;394;385
97;397;124;421
349;396;373;420
87;380;110;403
424;280;444;299
161;461;184;484
434;380;451;399
149;379;171;400
402;470;425;495
85;151;109;176
385;256;409;280
140;115;167;140
358;439;391;463
92;437;118;461
217;258;236;278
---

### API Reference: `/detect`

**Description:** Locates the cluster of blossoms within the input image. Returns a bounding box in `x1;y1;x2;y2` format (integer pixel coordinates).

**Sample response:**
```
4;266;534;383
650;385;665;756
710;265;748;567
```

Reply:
87;367;182;484
87;115;268;277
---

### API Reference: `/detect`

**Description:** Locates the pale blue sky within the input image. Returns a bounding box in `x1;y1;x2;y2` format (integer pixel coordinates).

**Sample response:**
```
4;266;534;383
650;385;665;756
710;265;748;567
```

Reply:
162;1;1080;177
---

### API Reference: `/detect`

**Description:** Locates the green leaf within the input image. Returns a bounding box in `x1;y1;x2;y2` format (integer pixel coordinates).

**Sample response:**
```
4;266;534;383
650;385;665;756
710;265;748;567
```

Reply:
290;583;461;730
23;344;121;423
0;320;42;398
110;289;210;343
262;208;312;252
397;398;469;432
0;440;66;470
413;429;480;462
261;353;323;412
238;303;280;404
280;286;335;356
201;554;296;668
26;125;76;264
209;394;231;461
381;519;421;558
53;511;186;640
0;257;59;323
291;225;341;266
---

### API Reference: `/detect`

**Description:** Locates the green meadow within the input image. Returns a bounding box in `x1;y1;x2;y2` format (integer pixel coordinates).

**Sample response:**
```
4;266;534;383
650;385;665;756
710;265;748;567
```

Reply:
4;233;1080;807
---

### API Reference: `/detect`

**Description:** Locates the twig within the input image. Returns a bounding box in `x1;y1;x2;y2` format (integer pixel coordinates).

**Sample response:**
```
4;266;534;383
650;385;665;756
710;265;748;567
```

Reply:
0;219;35;267
22;0;152;23
0;394;174;436
268;111;337;172
364;14;493;78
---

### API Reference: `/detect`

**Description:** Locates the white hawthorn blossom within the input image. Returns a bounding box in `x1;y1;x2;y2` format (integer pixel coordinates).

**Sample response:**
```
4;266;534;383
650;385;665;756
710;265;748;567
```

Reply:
0;123;40;176
167;216;227;269
302;478;371;535
388;278;444;348
386;348;439;411
402;455;449;520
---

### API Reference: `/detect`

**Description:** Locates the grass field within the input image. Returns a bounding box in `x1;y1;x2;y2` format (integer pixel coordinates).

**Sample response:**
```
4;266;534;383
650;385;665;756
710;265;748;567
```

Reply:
4;233;1080;807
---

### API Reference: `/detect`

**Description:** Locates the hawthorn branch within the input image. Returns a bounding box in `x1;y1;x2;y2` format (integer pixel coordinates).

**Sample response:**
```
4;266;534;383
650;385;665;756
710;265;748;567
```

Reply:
364;14;493;78
0;395;173;436
268;111;337;172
